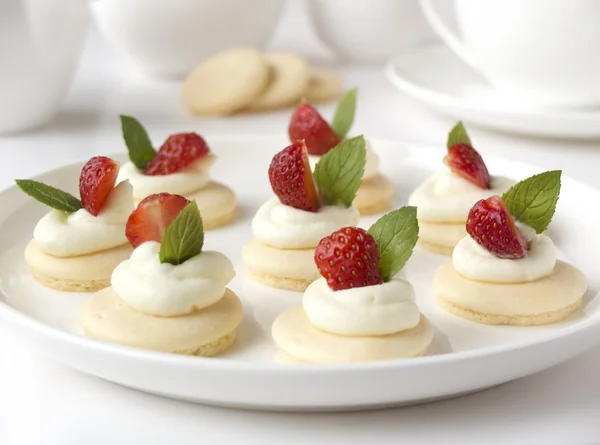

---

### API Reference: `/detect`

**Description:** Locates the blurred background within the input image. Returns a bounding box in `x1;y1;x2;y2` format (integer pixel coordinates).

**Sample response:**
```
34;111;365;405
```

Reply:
0;0;454;137
2;0;600;184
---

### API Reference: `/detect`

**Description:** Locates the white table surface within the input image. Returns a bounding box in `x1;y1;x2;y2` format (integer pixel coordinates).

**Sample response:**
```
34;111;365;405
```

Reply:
2;5;600;444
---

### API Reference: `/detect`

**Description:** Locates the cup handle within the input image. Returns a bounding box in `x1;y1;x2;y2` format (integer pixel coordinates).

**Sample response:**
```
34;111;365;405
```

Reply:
419;0;480;71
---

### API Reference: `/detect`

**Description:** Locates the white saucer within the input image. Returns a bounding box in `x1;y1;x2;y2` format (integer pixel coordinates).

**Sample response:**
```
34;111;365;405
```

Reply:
1;136;599;411
385;44;600;139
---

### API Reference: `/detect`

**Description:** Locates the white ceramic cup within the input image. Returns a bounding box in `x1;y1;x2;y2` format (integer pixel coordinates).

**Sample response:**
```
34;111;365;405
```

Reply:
92;0;285;78
309;0;436;64
420;0;600;108
0;0;89;134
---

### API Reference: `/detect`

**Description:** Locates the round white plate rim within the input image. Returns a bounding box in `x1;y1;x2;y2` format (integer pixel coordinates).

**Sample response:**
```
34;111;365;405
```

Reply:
1;136;599;409
384;44;600;137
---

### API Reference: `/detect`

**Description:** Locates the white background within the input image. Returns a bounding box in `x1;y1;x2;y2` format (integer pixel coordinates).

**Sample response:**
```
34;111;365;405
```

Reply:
2;2;600;444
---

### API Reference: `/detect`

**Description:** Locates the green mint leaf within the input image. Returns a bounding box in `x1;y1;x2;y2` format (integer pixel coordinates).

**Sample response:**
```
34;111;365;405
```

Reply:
313;135;366;207
15;179;82;213
501;170;561;234
368;206;419;282
331;87;357;140
159;200;204;265
120;115;156;170
446;121;472;148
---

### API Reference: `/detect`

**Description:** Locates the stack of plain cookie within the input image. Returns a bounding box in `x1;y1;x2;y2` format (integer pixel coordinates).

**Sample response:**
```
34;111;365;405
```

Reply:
181;48;342;116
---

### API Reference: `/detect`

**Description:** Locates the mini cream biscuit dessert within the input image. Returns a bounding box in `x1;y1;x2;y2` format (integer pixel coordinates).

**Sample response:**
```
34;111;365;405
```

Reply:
409;122;515;255
435;171;587;326
118;115;236;230
288;89;394;215
242;137;365;292
17;156;134;292
272;207;433;363
81;195;243;356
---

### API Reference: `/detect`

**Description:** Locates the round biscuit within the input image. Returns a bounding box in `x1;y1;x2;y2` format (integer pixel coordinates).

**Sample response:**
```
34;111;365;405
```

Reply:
248;53;310;111
305;67;343;103
181;48;269;116
81;287;243;355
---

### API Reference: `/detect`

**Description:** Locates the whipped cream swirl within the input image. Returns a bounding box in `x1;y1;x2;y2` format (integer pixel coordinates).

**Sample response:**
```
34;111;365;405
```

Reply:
452;223;556;283
33;180;133;257
408;170;515;222
252;198;359;249
111;241;235;316
303;277;420;336
308;139;380;180
118;156;215;200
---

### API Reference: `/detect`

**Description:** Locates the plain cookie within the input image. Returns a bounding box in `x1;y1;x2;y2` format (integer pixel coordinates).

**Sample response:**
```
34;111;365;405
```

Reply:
417;221;466;256
181;48;269;116
186;181;237;230
81;287;243;355
25;241;132;292
247;270;315;292
272;307;433;363
434;260;587;325
242;238;321;291
248;53;309;111
305;67;343;103
354;174;394;216
417;240;455;256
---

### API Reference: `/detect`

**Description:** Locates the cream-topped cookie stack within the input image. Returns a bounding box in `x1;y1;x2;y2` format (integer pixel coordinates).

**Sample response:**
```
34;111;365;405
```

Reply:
242;137;365;291
435;171;587;325
118;116;236;229
17;157;134;292
409;122;515;255
288;89;394;216
272;207;433;363
81;196;243;355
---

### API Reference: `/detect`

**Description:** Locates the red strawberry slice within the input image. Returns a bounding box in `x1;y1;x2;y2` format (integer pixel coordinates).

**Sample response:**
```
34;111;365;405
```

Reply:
125;193;189;248
79;156;120;216
444;143;491;189
288;103;341;156
268;140;320;212
145;132;210;175
466;196;527;259
314;227;383;291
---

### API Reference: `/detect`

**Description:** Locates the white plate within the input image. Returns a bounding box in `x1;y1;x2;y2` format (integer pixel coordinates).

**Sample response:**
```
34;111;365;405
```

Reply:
385;44;600;139
0;136;599;411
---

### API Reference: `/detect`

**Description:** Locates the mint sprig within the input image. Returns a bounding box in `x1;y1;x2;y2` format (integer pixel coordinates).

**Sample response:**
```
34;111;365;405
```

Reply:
331;87;357;140
120;115;156;170
313;135;366;207
15;179;82;213
502;170;561;234
368;206;419;282
447;121;472;148
159;200;204;265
